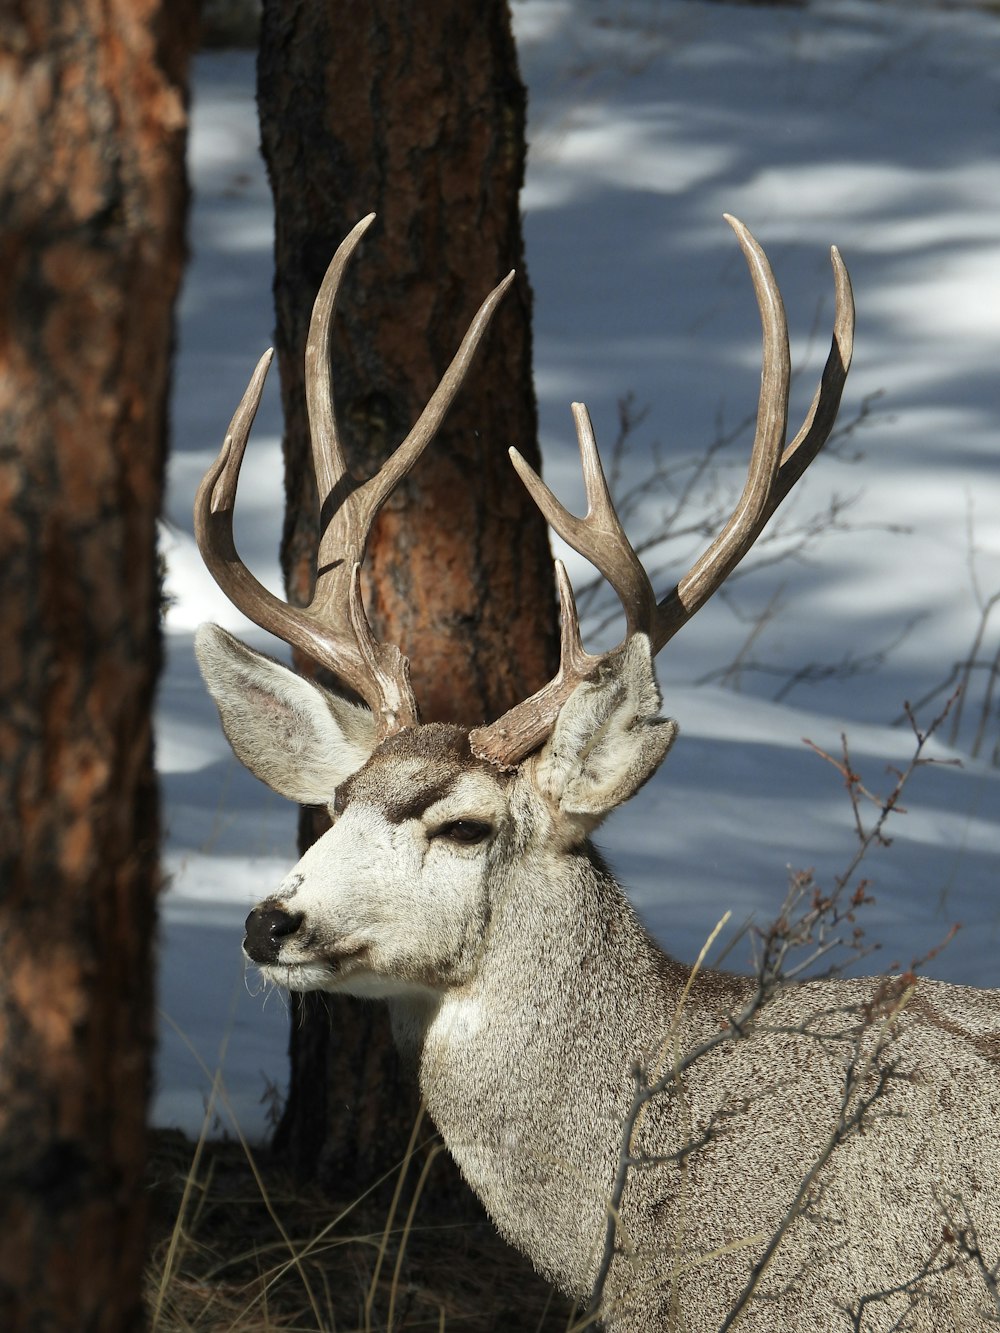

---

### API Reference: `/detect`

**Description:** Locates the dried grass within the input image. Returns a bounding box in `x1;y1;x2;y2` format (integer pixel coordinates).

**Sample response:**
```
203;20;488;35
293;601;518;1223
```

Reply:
145;1125;571;1332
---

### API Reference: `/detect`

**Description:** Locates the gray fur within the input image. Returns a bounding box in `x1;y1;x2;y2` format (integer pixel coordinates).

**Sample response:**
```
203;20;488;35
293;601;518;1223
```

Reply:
198;624;1000;1331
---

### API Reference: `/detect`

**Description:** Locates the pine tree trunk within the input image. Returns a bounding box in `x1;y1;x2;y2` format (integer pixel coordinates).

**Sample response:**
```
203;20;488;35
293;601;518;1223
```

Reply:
0;3;194;1327
257;0;558;1196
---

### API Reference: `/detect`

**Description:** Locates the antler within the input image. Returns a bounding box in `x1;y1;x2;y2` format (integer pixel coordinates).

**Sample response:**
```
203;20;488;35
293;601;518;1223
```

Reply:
195;213;514;740
470;216;854;768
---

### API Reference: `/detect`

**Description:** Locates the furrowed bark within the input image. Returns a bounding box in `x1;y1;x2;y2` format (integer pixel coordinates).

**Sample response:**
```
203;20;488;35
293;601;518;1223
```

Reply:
0;3;194;1326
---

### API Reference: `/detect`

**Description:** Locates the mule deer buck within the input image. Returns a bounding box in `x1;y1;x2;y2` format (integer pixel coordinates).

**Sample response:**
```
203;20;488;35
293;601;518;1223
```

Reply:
195;215;1000;1331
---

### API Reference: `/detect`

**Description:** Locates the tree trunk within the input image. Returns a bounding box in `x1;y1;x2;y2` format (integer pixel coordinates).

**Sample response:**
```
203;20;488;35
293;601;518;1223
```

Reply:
257;0;558;1197
0;4;194;1328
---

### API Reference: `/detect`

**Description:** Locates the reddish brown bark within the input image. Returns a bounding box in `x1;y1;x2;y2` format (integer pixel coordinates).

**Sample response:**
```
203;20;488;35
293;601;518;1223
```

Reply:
256;1;559;1194
0;3;195;1327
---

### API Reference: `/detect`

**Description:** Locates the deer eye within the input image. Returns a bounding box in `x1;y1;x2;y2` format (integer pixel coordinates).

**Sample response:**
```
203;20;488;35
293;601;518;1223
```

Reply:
434;819;492;846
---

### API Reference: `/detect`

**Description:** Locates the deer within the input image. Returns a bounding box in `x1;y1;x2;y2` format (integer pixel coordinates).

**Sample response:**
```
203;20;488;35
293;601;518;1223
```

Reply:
194;214;1000;1331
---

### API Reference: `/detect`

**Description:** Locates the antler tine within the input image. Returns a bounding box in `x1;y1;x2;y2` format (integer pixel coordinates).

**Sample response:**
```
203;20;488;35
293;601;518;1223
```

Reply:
510;403;657;636
471;218;853;770
471;406;657;769
309;266;518;622
305;213;376;513
307;217;517;586
650;215;790;649
771;244;855;499
194;348;307;644
469;559;590;769
652;226;854;650
364;269;518;513
196;217;514;740
346;269;518;552
194;341;409;726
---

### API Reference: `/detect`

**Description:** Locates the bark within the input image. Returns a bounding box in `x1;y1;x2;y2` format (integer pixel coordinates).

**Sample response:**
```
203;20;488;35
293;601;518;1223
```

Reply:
257;0;559;1194
0;3;195;1328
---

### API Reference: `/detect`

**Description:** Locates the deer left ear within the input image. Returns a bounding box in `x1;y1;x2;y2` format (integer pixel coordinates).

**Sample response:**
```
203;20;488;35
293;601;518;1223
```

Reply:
532;635;678;822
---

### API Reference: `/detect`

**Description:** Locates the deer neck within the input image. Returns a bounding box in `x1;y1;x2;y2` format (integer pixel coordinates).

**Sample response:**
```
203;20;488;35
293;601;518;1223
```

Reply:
391;840;687;1293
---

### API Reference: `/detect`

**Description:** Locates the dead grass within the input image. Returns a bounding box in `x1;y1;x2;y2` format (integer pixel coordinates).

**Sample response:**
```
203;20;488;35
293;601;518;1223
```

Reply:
145;1127;572;1332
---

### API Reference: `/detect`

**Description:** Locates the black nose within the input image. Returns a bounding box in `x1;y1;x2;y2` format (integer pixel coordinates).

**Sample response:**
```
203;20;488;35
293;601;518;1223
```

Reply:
244;905;304;964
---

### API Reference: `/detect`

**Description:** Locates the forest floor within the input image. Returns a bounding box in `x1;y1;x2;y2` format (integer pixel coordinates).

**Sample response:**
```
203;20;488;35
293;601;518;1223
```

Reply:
145;1130;571;1332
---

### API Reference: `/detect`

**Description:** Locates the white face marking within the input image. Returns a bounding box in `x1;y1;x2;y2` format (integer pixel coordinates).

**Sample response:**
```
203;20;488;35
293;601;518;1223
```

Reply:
247;747;515;1001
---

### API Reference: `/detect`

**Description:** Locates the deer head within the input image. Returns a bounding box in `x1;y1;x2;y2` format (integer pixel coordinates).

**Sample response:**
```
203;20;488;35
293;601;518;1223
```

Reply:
194;213;854;1000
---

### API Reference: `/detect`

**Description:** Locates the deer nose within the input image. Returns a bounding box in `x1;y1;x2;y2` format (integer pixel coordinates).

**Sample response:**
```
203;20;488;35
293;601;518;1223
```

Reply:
243;904;304;964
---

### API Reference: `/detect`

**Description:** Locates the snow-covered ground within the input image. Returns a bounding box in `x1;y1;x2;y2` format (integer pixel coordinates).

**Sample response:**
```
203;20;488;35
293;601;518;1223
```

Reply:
156;0;1000;1139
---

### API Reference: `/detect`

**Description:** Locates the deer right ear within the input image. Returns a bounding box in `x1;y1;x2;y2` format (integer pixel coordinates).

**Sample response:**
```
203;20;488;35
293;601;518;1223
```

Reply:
194;624;377;804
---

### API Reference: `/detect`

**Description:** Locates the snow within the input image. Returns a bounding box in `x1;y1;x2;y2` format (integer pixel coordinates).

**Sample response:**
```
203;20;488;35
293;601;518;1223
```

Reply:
155;1;1000;1140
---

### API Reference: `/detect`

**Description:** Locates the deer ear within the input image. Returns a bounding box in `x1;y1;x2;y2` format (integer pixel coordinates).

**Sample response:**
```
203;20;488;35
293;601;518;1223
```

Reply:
533;635;677;824
194;623;376;804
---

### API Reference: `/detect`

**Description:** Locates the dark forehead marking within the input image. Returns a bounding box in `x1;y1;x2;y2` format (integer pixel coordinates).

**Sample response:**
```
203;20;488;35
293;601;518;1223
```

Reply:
383;775;460;825
336;722;510;821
